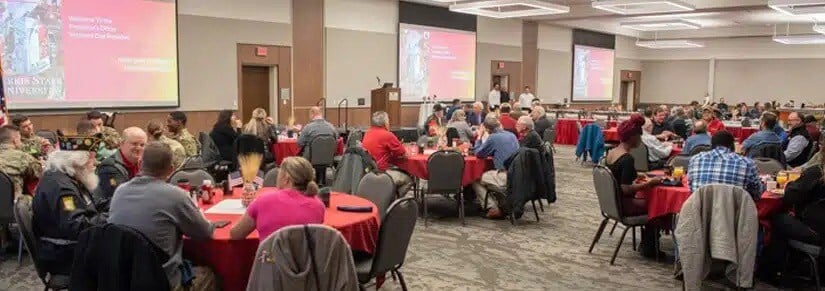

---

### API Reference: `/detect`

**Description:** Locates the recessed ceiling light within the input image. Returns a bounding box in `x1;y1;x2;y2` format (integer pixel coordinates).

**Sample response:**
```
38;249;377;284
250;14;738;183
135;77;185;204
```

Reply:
449;0;570;18
620;19;701;31
635;39;704;48
591;0;695;15
815;23;825;34
773;34;825;44
768;0;825;16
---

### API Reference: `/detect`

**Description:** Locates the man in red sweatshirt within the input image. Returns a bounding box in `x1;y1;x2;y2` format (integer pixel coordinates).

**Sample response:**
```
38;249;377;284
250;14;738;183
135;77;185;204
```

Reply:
362;111;413;196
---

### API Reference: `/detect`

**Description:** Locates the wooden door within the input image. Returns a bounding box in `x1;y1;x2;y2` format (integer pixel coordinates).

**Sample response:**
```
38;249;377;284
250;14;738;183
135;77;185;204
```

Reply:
241;66;271;122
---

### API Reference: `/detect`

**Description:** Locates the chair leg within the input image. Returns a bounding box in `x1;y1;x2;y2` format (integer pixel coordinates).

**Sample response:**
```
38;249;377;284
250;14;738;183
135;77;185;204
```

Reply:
531;200;540;222
18;231;24;266
609;221;618;236
423;192;429;228
610;226;631;265
807;253;821;291
588;218;609;253
538;199;545;212
458;190;466;226
396;269;409;291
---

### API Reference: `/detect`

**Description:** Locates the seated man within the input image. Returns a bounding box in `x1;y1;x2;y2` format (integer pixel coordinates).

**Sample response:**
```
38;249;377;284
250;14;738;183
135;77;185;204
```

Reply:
33;148;107;276
362;111;414;196
641;118;673;169
804;114;821;144
296;106;337;151
498;104;517;134
688;130;764;200
651;107;675;141
516;116;542;150
0;125;43;198
87;110;121;152
108;142;217;290
531;106;552;141
425;104;445;137
11;114;52;157
467;101;486;126
445;98;462;121
741;112;782;158
702;106;726;136
683;120;711;154
77;120;117;163
784;112;814;168
471;116;519;219
95;127;147;211
166;111;199;157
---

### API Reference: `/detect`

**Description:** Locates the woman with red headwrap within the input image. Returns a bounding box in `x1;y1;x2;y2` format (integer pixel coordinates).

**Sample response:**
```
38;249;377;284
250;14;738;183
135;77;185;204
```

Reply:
604;114;662;258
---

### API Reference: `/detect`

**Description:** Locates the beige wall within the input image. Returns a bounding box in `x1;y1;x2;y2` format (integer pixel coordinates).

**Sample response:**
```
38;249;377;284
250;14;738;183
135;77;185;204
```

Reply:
715;59;825;105
640;60;709;104
324;28;397;107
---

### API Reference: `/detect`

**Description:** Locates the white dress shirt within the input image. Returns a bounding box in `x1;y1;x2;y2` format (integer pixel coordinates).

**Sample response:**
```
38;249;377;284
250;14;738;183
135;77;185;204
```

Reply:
519;93;535;109
488;90;501;107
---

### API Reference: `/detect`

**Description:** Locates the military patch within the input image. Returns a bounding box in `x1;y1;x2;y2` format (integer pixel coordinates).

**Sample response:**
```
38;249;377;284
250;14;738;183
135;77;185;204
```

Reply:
109;178;117;187
61;196;76;211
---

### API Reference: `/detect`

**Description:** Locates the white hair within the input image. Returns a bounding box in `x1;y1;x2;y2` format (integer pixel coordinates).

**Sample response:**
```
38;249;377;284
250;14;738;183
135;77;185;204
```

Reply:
517;116;534;129
371;111;389;127
46;151;98;191
532;106;545;118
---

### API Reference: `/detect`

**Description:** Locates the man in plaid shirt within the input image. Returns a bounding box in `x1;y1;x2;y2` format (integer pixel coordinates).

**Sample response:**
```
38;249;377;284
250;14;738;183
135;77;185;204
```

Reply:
688;130;765;200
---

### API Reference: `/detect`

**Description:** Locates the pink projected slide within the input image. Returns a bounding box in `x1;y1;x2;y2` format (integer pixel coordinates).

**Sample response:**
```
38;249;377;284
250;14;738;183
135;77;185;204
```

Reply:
399;23;476;102
0;0;178;109
572;45;615;102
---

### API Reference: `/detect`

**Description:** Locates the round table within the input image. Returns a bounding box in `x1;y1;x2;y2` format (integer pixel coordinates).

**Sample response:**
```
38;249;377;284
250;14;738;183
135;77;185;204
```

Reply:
184;188;379;291
727;126;759;142
397;153;493;186
555;119;618;145
271;137;344;165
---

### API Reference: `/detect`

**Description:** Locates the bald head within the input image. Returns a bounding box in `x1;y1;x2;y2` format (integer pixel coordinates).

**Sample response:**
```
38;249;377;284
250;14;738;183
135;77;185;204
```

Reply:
120;127;147;164
693;120;707;134
309;106;323;119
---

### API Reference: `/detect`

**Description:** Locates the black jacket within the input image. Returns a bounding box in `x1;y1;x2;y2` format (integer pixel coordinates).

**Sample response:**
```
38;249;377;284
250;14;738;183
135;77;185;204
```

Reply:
534;117;552;141
210;125;240;169
70;223;171;291
95;150;131;211
33;169;107;275
783;166;825;237
519;130;543;151
504;148;554;218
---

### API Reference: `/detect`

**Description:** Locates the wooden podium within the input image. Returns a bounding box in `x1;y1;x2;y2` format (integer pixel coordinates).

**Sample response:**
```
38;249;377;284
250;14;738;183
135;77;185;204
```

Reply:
370;87;401;127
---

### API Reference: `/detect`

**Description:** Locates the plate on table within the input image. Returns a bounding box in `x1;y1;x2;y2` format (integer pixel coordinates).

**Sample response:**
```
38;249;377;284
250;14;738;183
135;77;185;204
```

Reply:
769;189;785;195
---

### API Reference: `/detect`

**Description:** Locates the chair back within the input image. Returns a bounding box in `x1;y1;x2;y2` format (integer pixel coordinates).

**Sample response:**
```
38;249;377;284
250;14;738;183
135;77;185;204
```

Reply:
197;132;222;168
688;144;711;156
0;172;13;224
247;224;358;291
543;128;556;144
178;156;205;171
304;135;337;166
356;173;396;219
426;150;464;194
445;127;460;146
35;130;58;145
366;198;418;278
754;158;785;175
592;166;623;220
262;167;279;187
168;169;215;187
14;198;49;284
748;143;786;165
630;143;650;172
667;155;691;169
346;130;364;148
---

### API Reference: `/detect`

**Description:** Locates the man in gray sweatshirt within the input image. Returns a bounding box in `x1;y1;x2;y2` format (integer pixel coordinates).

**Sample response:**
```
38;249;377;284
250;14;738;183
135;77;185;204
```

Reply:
108;142;216;290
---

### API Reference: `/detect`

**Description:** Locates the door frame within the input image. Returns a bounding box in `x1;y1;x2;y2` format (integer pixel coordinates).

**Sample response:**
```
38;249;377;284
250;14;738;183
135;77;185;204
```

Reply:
619;70;641;111
237;44;292;124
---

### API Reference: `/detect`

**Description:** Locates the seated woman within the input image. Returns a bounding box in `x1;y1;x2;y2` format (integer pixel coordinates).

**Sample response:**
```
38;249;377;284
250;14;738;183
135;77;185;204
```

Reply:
604;114;662;258
425;104;445;137
760;145;825;282
446;109;474;143
242;108;277;166
230;157;325;240
209;110;242;170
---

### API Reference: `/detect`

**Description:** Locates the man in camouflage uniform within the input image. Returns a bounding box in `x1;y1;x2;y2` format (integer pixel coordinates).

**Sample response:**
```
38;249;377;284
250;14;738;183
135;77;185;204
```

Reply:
11;114;52;157
0;125;43;249
167;111;199;156
77;120;116;163
87;110;121;151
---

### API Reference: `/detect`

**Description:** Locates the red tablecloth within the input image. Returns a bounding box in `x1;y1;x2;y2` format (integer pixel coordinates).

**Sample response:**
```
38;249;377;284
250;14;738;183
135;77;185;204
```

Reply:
671;146;683;157
603;128;619;143
271;137;345;164
727;126;759;142
555;119;618;145
184;188;379;291
397;154;493;186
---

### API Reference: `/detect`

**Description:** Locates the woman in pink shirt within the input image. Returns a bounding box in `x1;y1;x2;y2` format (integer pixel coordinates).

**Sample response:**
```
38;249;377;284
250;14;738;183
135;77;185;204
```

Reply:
229;157;325;240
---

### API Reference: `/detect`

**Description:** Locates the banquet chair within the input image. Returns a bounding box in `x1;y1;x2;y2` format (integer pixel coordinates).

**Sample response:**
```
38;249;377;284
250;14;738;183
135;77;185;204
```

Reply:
14;198;70;291
543;128;557;153
304;135;337;186
688;145;711;156
423;150;465;227
262;167;279;187
355;198;418;291
588;166;649;265
445;128;460;147
754;158;785;176
356;173;396;220
168;169;215;187
667;155;691;169
629;143;650;172
0;172;21;264
748;143;786;165
246;225;359;291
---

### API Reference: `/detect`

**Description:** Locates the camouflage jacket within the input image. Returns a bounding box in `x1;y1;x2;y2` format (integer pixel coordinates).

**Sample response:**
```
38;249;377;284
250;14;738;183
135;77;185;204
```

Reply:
100;126;122;149
170;128;199;156
159;136;186;169
20;135;48;157
0;144;43;197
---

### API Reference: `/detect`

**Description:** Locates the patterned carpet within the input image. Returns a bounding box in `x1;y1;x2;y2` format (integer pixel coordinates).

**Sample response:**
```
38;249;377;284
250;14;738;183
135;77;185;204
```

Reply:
0;146;784;290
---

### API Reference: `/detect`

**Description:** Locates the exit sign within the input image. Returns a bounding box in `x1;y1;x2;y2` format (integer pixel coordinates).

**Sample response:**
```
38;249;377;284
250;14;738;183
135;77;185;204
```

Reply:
255;47;268;57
